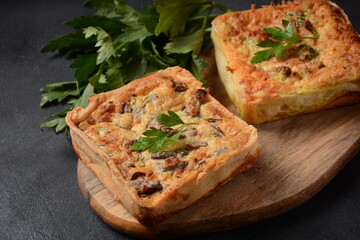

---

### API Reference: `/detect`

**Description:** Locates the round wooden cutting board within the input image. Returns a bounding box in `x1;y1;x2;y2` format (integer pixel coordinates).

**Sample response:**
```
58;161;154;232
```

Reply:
77;50;360;238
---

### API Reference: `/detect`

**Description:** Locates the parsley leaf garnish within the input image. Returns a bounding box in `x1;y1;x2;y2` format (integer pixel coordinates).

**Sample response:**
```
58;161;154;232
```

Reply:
130;111;198;153
40;0;230;134
251;20;317;64
157;110;185;126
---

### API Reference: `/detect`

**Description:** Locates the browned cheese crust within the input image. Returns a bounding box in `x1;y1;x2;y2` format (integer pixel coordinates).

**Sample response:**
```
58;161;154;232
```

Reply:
66;66;260;226
211;0;360;124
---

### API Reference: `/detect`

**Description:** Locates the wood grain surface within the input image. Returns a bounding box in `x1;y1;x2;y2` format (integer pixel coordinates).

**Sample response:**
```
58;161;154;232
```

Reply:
77;50;360;239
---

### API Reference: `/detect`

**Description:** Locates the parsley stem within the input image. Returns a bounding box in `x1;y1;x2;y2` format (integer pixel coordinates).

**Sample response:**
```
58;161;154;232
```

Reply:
187;14;219;22
171;122;199;134
115;41;127;51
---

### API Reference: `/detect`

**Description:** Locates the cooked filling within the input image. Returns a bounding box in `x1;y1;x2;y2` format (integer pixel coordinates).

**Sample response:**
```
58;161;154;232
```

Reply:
76;77;250;198
213;0;360;101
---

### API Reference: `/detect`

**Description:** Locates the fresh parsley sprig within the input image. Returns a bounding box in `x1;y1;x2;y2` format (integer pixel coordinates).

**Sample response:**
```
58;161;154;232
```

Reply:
251;20;317;64
40;0;231;134
130;111;198;153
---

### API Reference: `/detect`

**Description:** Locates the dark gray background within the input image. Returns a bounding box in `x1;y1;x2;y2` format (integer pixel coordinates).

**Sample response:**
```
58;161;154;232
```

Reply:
0;0;359;239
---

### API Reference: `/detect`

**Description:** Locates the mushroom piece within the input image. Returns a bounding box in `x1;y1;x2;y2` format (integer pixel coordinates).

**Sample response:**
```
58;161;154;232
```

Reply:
130;178;163;196
184;89;208;116
185;142;208;150
151;151;176;159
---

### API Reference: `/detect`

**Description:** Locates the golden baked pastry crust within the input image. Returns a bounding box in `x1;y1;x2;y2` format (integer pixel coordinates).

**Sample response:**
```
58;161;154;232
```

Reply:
66;66;260;226
211;0;360;124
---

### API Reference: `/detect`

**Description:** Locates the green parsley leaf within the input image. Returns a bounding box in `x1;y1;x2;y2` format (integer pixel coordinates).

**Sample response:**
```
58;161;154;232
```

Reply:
153;0;210;37
83;27;116;64
45;106;73;119
83;0;138;20
143;127;168;137
257;39;277;48
117;24;152;43
104;60;125;90
40;117;68;134
41;31;96;57
251;20;318;64
65;16;125;35
69;54;98;90
164;28;204;55
114;41;148;82
83;0;119;18
274;44;285;60
251;48;276;64
137;5;159;34
283;19;295;36
88;62;107;92
40;81;78;107
157;110;184;126
130;111;198;152
141;38;172;72
73;83;94;108
190;54;209;86
163;0;211;56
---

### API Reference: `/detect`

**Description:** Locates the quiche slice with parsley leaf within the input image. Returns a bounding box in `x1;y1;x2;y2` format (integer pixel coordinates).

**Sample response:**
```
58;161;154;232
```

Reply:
66;66;260;226
212;0;360;124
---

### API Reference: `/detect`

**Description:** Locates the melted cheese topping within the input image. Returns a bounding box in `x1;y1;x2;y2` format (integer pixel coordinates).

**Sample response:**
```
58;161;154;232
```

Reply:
212;0;360;102
76;75;252;198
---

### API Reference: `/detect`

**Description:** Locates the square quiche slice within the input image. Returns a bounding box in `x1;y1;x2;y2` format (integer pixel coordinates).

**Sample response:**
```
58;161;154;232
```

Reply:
211;0;360;124
66;66;260;226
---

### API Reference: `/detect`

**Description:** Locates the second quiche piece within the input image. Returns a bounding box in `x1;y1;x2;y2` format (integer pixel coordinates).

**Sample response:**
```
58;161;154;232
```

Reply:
211;0;360;124
66;66;260;226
